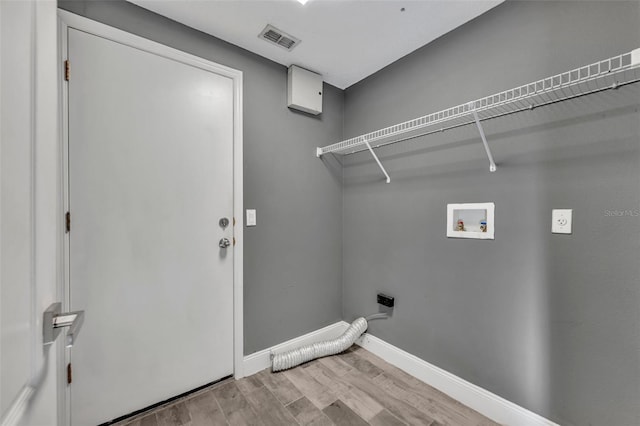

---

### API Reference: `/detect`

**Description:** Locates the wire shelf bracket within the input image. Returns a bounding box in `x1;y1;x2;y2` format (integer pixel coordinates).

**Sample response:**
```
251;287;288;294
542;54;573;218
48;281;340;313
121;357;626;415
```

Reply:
472;107;497;172
363;137;391;183
316;48;640;181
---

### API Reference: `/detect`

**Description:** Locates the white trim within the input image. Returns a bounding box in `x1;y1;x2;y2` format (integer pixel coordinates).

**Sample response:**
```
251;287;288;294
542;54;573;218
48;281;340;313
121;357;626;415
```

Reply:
242;321;350;377
57;11;72;426
1;1;60;424
57;10;244;79
355;329;560;426
242;320;557;425
232;41;245;381
57;7;244;415
0;386;35;426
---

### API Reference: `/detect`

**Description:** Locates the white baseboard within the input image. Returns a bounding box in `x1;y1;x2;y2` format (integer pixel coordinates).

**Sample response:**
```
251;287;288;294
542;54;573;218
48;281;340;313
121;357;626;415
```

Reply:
354;328;559;426
242;320;558;426
242;321;350;378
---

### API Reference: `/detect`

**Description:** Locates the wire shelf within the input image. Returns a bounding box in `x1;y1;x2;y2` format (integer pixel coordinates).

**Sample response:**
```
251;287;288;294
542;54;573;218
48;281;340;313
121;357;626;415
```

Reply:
318;49;640;157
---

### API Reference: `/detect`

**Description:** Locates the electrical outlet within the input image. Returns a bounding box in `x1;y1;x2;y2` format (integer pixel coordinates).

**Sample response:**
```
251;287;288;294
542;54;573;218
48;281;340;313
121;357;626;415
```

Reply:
377;293;395;308
552;209;572;234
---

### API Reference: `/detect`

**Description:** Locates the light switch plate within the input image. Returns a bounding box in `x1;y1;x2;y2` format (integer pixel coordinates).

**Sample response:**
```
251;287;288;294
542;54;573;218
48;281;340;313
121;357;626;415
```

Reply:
246;209;256;227
552;209;572;234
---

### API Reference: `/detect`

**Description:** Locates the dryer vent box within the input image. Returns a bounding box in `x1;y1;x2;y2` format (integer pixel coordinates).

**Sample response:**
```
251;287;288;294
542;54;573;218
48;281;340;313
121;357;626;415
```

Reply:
287;65;322;115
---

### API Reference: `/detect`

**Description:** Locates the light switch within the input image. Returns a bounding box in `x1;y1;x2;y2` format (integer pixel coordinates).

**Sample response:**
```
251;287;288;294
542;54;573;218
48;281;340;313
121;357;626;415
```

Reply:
552;209;572;234
246;209;256;227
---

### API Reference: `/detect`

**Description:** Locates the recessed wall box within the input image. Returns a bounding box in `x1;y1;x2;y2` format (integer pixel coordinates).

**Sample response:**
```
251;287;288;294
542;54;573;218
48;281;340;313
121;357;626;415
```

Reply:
287;65;323;115
447;202;495;240
377;293;395;308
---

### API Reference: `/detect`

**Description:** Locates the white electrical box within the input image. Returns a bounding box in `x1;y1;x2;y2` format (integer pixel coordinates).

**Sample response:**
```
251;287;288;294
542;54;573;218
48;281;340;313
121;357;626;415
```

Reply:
287;65;323;115
552;209;572;234
447;203;495;240
246;209;256;227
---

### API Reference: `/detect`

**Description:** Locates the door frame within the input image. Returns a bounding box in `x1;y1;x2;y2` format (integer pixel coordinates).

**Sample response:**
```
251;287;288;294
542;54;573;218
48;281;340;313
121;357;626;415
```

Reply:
57;10;244;424
1;2;61;424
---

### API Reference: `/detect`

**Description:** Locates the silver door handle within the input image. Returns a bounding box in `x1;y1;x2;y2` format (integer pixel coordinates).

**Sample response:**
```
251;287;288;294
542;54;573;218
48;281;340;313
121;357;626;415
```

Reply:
219;238;231;248
43;302;85;348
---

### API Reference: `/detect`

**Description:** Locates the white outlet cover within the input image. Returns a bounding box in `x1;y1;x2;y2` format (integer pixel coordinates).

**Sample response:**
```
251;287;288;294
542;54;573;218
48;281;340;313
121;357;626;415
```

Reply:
246;209;256;227
552;209;572;234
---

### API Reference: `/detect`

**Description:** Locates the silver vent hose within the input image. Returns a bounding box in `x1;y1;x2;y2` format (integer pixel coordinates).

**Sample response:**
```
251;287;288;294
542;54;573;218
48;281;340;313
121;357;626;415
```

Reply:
271;314;387;372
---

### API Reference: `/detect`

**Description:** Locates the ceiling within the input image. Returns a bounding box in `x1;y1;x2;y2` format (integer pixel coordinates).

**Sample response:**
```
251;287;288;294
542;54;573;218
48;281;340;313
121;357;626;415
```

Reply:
129;0;503;89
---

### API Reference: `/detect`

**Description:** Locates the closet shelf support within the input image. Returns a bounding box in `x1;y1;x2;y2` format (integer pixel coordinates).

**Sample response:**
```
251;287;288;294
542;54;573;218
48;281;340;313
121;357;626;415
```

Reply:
471;107;497;172
363;138;391;183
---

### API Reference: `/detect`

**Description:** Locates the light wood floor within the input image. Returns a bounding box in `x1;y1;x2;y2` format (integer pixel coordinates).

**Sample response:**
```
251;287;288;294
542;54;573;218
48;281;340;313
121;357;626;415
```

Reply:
116;346;499;426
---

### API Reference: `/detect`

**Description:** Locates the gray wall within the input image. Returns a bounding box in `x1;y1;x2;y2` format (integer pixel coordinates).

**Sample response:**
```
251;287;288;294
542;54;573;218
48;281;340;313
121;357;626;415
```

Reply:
56;1;640;424
342;2;640;425
58;0;344;355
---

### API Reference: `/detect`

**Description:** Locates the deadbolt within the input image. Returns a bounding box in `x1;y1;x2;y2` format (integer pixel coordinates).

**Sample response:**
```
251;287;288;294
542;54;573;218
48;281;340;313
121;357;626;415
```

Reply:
219;217;230;229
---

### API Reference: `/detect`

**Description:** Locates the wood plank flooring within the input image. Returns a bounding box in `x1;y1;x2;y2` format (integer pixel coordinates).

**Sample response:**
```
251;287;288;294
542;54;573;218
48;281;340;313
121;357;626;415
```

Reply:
116;346;500;426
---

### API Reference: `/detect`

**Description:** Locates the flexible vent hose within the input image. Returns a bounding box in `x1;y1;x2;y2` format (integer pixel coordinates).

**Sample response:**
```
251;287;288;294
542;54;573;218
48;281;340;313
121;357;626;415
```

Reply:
272;317;369;372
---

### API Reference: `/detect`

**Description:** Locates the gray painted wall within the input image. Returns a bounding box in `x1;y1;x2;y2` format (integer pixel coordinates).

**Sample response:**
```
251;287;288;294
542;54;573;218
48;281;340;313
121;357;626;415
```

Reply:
56;1;640;423
58;0;344;355
342;2;640;425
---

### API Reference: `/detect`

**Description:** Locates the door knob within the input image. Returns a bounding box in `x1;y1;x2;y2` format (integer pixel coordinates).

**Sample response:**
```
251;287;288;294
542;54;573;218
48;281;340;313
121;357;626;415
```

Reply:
219;238;231;248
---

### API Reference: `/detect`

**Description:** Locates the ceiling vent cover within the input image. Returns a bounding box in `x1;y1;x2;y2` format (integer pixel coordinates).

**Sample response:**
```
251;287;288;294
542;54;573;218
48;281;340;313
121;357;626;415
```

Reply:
259;25;301;51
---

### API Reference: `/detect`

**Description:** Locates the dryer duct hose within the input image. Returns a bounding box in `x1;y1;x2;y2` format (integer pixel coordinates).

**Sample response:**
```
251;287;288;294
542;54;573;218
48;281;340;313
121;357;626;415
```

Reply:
271;317;368;372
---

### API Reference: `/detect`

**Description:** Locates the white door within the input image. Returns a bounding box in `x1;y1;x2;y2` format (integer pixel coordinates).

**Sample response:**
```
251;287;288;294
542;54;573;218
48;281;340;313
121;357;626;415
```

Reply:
67;28;234;425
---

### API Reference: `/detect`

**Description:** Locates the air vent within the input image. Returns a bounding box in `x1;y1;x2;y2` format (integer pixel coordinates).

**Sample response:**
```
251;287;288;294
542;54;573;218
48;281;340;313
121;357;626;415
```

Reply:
259;25;301;51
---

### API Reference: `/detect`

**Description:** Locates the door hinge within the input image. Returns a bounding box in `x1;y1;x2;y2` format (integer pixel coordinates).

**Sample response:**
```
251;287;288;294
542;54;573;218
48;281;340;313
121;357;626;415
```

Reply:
67;363;72;384
64;60;70;81
65;211;71;233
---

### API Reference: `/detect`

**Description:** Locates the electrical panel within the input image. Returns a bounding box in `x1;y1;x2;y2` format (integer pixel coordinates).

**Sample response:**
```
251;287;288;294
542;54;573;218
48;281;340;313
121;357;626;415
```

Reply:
287;65;323;115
